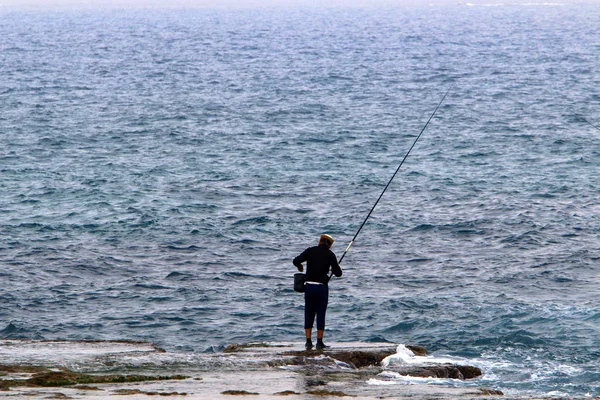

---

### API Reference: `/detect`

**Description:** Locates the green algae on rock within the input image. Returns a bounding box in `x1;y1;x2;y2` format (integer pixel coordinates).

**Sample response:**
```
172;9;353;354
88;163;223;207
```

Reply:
73;385;103;391
0;364;50;374
479;388;504;396
306;389;354;397
28;371;188;387
221;390;259;395
223;342;286;353
113;388;188;396
0;367;188;390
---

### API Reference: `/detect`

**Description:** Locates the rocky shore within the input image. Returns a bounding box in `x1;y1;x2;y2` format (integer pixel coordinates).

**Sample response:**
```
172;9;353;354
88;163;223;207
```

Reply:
0;339;506;399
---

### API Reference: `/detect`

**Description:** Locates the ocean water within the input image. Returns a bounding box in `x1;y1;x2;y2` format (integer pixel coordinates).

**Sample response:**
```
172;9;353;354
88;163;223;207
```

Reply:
1;2;599;397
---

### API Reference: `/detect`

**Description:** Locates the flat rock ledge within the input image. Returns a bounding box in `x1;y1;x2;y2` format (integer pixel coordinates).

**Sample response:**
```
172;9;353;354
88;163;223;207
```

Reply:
224;342;483;380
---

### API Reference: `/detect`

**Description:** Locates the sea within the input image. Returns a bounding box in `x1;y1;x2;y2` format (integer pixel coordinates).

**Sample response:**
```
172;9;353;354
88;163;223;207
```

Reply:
1;1;599;398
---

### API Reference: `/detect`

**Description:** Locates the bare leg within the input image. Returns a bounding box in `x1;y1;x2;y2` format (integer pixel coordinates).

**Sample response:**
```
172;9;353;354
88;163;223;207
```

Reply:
305;328;312;339
317;329;324;339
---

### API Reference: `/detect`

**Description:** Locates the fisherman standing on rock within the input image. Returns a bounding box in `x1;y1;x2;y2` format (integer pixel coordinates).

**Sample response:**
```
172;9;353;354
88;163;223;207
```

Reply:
294;234;343;350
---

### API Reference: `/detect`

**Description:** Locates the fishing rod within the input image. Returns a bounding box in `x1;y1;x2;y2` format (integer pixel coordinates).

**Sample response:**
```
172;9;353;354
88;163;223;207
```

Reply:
335;85;453;268
580;116;600;132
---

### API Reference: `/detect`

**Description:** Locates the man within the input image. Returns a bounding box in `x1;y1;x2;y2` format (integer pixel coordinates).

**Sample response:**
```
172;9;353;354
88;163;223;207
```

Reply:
293;234;343;350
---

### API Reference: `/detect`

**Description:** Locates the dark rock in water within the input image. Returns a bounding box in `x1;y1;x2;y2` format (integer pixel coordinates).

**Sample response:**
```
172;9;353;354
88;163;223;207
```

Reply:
405;345;428;356
457;365;483;379
325;350;396;368
391;364;482;380
243;342;484;383
282;344;425;368
282;349;395;369
280;347;481;381
479;388;504;396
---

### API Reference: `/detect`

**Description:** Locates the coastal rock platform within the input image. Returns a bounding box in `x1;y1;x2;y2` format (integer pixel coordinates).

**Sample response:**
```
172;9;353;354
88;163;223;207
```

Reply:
0;339;507;399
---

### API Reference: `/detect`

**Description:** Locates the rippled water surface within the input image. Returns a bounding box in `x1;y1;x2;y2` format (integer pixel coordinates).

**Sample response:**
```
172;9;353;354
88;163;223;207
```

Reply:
1;3;599;397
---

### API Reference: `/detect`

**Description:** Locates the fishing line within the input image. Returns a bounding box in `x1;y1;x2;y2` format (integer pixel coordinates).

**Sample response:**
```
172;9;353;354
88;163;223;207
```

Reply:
580;116;600;132
335;85;454;268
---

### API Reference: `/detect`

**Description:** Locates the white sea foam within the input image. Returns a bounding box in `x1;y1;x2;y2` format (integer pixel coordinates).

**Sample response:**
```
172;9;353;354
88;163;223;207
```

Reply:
545;390;570;397
381;344;463;368
368;370;467;386
367;377;411;386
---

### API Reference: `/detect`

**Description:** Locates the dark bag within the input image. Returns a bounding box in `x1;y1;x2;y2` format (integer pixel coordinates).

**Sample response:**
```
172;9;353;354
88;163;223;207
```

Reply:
294;273;306;293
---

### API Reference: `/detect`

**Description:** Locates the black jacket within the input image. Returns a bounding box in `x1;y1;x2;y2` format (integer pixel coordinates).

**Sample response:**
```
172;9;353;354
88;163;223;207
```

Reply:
293;244;343;284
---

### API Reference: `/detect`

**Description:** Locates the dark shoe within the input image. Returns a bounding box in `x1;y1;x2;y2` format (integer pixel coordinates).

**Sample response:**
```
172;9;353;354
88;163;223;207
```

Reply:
305;339;313;350
316;340;328;350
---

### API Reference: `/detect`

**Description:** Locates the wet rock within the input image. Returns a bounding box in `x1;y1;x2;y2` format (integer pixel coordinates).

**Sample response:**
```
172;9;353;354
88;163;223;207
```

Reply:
283;349;395;369
29;371;81;387
268;344;483;381
73;385;102;391
43;393;71;399
0;364;49;374
221;390;259;395
280;355;339;368
306;389;352;396
457;365;483;380
26;371;188;387
0;367;188;390
223;342;281;353
306;378;328;387
479;388;504;395
273;390;299;395
326;350;396;369
223;343;257;353
112;389;187;396
391;364;482;380
405;345;428;356
113;389;145;395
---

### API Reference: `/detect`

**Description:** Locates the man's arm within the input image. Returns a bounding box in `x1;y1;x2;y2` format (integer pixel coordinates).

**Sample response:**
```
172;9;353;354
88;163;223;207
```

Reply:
293;250;307;272
331;254;343;277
